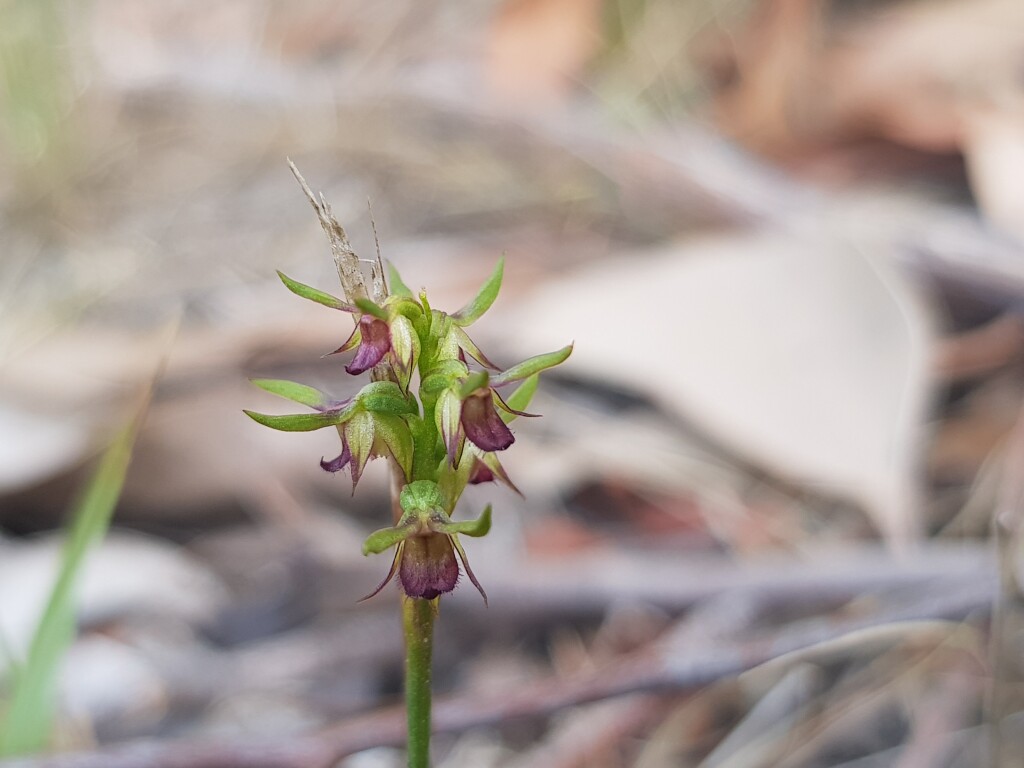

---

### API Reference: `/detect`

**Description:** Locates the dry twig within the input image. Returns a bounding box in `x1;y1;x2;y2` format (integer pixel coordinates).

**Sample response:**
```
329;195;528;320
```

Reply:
2;578;993;768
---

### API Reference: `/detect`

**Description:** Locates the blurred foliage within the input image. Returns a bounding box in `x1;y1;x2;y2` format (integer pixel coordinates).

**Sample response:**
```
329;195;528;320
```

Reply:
595;0;754;124
0;401;147;755
0;0;76;200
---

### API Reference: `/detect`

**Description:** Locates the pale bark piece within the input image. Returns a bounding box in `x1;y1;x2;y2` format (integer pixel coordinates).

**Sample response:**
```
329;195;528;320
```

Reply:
503;231;936;547
0;404;94;493
0;532;227;663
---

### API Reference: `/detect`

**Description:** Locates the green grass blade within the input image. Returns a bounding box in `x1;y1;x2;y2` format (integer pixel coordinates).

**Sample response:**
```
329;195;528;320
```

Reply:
0;389;150;755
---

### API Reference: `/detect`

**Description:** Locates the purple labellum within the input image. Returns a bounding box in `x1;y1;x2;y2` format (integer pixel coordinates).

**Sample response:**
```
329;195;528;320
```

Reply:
320;441;352;473
399;534;460;600
346;316;392;375
461;391;514;452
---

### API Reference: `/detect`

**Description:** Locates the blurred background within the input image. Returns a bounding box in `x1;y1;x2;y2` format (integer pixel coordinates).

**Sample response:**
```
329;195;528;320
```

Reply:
1;0;1023;765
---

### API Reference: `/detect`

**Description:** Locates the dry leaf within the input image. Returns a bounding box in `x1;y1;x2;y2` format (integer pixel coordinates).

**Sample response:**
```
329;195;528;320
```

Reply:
0;531;227;661
710;0;1024;232
501;231;936;548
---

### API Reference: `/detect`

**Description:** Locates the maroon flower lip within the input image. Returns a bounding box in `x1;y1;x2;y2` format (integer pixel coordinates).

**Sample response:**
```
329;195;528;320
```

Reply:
320;441;352;473
460;390;515;453
359;481;492;604
399;534;460;600
361;528;487;604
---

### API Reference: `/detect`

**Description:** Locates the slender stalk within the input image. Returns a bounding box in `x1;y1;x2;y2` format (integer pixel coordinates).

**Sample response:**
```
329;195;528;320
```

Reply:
403;597;435;767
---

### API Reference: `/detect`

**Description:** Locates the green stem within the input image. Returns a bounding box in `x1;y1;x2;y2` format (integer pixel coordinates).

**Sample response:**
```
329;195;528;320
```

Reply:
403;597;435;767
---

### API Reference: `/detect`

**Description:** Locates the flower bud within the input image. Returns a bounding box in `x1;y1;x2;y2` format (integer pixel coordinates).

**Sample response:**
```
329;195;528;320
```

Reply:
388;314;420;393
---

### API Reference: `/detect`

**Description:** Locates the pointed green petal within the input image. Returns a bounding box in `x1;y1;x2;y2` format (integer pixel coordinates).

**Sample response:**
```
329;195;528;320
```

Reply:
435;387;465;467
387;262;413;297
384;295;426;319
243;410;348;432
358;545;403;602
437;455;470;514
374;413;415;480
502;375;539;423
327;325;362;356
354;297;389;320
458;370;489;400
277;271;356;312
454;327;500;370
420;360;470;396
434;316;460;360
433;505;491;538
346;410;376;485
491;343;573;386
389;314;421;394
357;381;419;416
450;535;487;604
478;451;522;496
362;522;416;555
451;257;503;326
250;379;331;410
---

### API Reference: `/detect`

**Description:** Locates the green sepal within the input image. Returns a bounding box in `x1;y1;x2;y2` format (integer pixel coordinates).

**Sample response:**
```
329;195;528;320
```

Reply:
354;297;388;321
451;257;503;326
435;453;464;512
277;271;355;312
356;381;418;416
330;326;362;355
362;522;416;555
250;379;331;410
450;534;487;604
453;326;500;370
243;409;348;432
476;449;522;495
435;386;465;467
491;343;573;386
387;262;413;298
346;410;375;482
434;505;491;538
374;413;414;480
389;314;421;393
421;360;470;396
384;295;426;321
458;370;489;400
400;480;445;513
434;314;460;360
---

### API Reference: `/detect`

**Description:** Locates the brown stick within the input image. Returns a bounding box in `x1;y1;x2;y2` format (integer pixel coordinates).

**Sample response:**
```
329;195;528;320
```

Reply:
287;159;367;305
